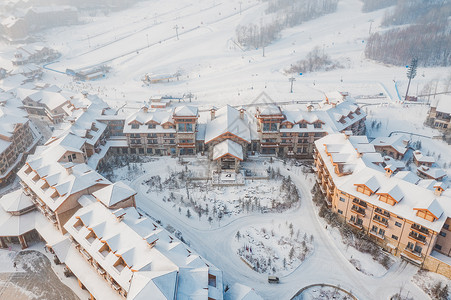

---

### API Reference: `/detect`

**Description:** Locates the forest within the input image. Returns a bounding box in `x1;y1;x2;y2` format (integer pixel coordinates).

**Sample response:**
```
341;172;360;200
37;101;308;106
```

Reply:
236;0;338;49
365;0;451;67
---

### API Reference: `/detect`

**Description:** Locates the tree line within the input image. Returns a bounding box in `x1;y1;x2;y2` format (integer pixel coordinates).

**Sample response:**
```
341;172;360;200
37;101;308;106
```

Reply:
236;0;339;49
365;0;451;67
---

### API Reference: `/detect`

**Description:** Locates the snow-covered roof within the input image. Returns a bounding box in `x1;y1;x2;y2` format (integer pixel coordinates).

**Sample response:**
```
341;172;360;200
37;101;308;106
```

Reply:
225;283;263;300
123;107;175;134
18;159;111;212
431;94;451;114
128;271;177;300
413;151;435;164
417;166;447;180
173;105;198;117
64;202;222;298
0;94;29;152
205;105;252;143
371;134;409;155
92;181;136;208
315;133;451;233
212;139;244;161
0;189;33;213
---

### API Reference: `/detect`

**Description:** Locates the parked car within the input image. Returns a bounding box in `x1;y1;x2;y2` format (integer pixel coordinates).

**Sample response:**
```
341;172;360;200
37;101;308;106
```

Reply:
268;275;280;283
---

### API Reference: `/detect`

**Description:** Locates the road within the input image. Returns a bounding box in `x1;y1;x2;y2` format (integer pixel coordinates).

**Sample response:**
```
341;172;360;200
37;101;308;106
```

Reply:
130;159;429;300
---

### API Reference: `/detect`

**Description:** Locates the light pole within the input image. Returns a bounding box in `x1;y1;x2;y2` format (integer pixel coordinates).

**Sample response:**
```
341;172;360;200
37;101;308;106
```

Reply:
289;77;296;93
146;34;149;48
174;25;179;40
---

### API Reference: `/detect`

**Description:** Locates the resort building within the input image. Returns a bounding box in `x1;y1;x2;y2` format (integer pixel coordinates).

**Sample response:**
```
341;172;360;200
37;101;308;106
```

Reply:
314;133;451;278
427;94;451;132
371;134;409;160
0;91;40;185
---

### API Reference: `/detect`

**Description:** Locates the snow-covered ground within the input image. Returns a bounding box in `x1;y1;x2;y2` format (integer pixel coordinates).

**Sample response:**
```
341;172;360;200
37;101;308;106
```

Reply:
21;0;448;112
2;0;451;298
233;222;314;276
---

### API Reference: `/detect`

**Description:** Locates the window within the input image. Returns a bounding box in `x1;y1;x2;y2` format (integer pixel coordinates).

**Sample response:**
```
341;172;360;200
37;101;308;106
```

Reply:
395;222;402;227
148;124;156;129
391;234;398;240
131;123;139;129
178;123;193;132
314;122;322;128
444;224;450;230
262;123;277;132
72;154;76;160
440;231;447;237
339;197;345;202
299;123;307;128
378;228;385;237
146;148;153;154
338;209;343;214
208;274;216;287
371;225;378;232
435;244;442;250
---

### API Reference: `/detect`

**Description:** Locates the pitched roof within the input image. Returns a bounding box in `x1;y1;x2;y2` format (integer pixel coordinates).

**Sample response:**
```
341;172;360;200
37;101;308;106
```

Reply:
0;189;33;212
92;181;136;208
212;139;244;161
205;105;251;143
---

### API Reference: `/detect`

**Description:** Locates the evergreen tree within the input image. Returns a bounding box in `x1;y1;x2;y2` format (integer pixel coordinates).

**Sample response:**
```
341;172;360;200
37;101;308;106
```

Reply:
405;57;418;100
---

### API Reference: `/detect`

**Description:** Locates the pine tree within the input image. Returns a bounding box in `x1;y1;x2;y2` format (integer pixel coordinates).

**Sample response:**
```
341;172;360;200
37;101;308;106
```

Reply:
186;209;191;218
405;58;418;100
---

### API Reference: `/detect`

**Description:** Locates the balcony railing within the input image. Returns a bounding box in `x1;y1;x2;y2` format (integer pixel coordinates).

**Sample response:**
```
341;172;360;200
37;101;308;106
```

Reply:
404;247;422;258
352;198;367;208
351;205;366;217
369;230;385;240
409;232;427;245
372;216;388;227
411;224;429;235
374;208;390;218
348;219;363;229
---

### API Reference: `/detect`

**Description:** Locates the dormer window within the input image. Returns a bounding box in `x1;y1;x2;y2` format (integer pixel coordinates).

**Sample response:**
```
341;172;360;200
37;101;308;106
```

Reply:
314;122;322;129
148;124;156;129
131;123;139;129
41;181;49;191
85;230;97;244
299;123;307;128
73;218;83;231
113;257;126;272
50;190;59;199
25;166;32;175
98;242;111;257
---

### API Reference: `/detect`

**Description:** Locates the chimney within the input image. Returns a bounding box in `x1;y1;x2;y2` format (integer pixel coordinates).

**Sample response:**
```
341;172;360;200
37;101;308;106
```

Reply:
343;130;352;139
113;208;126;222
385;166;393;177
210;108;216;120
434;183;445;196
239;108;245;120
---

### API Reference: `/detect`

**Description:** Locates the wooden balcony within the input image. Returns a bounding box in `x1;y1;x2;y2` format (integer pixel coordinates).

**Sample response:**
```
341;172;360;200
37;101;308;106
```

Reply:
372;217;388;227
411;224;429;236
347;219;363;229
408;232;427;245
351;205;366;217
374;208;390;219
369;230;385;240
352;198;367;208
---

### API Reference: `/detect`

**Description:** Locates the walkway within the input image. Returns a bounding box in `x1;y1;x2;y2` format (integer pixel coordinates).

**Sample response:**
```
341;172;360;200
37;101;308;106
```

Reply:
130;159;429;300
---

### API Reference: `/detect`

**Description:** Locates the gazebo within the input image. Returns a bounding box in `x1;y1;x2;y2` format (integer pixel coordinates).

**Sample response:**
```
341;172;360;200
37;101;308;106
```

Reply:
0;190;37;249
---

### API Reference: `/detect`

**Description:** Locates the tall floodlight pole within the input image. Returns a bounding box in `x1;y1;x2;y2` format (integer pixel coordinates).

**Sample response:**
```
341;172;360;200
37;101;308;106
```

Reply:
405;58;418;101
174;25;179;40
289;77;296;93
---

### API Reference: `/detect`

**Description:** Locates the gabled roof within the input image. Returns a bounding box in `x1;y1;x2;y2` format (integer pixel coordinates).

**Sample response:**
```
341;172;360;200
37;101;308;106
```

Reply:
205;105;251;143
92;181;136;208
128;271;177;300
377;184;404;203
355;175;380;193
173;105;198;117
414;198;444;219
212;139;243;161
371;134;409;155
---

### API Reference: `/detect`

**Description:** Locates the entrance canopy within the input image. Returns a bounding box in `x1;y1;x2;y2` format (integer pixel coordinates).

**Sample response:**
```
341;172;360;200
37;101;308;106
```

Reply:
212;140;243;161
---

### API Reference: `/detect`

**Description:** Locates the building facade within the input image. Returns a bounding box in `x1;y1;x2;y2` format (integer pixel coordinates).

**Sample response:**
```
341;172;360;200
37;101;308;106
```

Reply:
314;133;451;278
